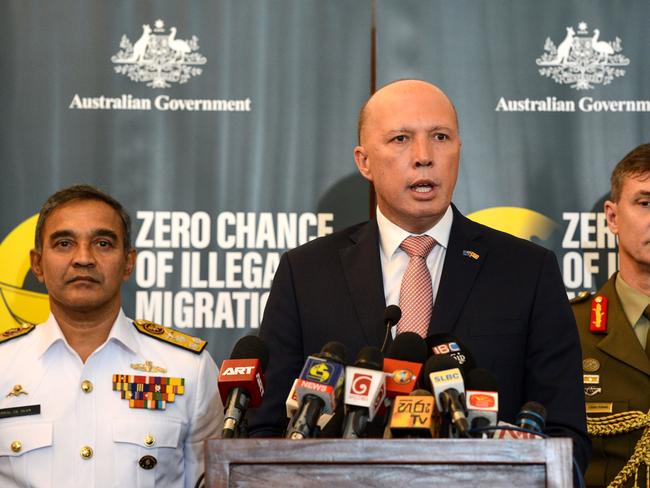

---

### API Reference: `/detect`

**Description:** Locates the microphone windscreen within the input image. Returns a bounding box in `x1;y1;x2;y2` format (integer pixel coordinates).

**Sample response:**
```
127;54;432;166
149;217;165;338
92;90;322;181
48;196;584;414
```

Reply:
424;354;461;378
425;333;476;374
387;332;427;363
319;341;347;364
466;368;498;392
354;346;384;370
230;335;270;371
384;305;402;325
516;401;547;432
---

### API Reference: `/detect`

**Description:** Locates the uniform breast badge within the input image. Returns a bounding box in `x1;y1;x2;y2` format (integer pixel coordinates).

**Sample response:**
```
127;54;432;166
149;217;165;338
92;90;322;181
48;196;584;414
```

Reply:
6;385;28;397
582;358;600;372
131;360;167;373
112;374;185;410
589;296;608;334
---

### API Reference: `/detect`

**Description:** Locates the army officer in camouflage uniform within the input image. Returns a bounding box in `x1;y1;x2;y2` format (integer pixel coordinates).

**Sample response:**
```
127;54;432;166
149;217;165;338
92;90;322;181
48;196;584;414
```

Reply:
572;143;650;488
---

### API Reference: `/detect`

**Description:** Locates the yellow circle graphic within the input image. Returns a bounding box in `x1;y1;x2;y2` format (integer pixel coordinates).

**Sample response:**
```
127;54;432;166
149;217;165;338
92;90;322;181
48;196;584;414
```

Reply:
467;207;558;241
0;215;50;333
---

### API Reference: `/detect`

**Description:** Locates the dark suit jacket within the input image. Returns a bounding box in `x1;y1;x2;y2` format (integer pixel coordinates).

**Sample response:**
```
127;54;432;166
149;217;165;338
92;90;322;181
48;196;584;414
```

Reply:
248;204;590;470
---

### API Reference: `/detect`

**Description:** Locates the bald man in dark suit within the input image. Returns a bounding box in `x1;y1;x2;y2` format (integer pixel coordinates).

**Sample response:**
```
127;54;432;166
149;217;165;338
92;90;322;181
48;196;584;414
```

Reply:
247;80;590;473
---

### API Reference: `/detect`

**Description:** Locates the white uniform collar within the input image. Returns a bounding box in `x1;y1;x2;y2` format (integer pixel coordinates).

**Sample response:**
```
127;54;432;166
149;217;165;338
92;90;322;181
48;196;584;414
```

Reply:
35;308;139;359
376;205;453;259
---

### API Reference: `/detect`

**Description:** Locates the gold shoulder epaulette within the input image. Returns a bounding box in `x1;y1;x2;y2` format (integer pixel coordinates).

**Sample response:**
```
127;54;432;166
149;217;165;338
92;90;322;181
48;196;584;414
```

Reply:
0;323;36;344
570;291;592;305
132;320;207;354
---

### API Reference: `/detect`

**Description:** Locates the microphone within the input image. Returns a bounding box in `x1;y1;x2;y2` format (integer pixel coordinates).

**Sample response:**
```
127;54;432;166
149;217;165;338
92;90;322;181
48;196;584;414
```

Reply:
425;354;469;438
285;379;335;431
384;332;428;398
218;335;269;438
285;341;347;439
341;346;386;438
425;333;476;375
465;368;499;438
389;389;439;438
380;332;427;431
380;305;402;352
516;401;547;434
494;402;546;440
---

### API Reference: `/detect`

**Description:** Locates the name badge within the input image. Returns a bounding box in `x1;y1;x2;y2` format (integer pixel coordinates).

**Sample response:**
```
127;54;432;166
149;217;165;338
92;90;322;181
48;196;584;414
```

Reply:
0;404;41;419
586;402;613;414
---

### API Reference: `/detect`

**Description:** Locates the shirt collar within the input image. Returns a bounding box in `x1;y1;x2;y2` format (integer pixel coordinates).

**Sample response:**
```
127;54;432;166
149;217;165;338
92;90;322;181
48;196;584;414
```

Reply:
376;205;453;259
615;273;650;327
35;308;139;359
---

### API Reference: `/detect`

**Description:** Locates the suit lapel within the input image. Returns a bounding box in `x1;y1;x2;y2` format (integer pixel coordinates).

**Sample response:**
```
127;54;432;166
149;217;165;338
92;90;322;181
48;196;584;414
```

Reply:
339;221;387;346
430;206;487;335
596;277;650;376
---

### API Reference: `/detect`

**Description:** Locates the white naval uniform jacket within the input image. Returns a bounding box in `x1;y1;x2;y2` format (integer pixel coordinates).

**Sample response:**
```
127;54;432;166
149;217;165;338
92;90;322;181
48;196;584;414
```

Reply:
0;310;223;488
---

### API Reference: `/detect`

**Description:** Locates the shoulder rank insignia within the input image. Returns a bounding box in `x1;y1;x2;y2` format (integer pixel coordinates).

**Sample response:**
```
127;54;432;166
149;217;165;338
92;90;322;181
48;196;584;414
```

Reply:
132;320;207;354
570;291;592;305
589;296;608;334
0;323;36;344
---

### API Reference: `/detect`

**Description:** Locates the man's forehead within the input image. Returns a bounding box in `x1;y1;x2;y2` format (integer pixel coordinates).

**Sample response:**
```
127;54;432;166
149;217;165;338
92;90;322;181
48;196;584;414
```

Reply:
624;171;650;187
43;200;123;233
363;81;457;132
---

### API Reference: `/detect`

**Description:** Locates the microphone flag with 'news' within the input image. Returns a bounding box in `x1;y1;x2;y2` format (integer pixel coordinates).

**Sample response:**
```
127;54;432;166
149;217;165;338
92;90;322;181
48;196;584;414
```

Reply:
285;379;335;430
465;368;499;438
218;335;269;438
285;341;346;439
389;389;439;438
341;346;386;438
426;354;469;438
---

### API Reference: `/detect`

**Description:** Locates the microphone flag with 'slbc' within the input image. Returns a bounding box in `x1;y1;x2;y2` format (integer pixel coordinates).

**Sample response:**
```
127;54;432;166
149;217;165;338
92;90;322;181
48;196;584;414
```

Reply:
425;354;469;438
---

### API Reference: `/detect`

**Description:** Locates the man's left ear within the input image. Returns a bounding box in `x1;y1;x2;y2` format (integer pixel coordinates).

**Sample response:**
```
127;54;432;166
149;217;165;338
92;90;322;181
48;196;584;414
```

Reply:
123;249;136;280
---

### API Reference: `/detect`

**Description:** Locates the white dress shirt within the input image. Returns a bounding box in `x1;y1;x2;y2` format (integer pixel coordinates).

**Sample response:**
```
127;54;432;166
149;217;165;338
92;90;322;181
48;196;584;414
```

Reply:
376;205;454;333
0;309;222;488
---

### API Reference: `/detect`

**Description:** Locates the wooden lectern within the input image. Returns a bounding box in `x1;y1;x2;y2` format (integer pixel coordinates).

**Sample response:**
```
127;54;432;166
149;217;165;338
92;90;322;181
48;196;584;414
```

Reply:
204;438;573;487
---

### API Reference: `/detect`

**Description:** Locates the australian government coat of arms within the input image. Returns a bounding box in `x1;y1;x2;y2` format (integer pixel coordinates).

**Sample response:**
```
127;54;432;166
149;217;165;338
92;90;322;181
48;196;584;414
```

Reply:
111;19;206;88
536;22;629;90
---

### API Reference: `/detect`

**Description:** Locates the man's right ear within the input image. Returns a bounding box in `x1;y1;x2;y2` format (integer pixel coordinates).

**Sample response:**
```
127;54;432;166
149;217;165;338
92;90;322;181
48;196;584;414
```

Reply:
353;145;372;182
30;249;45;283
